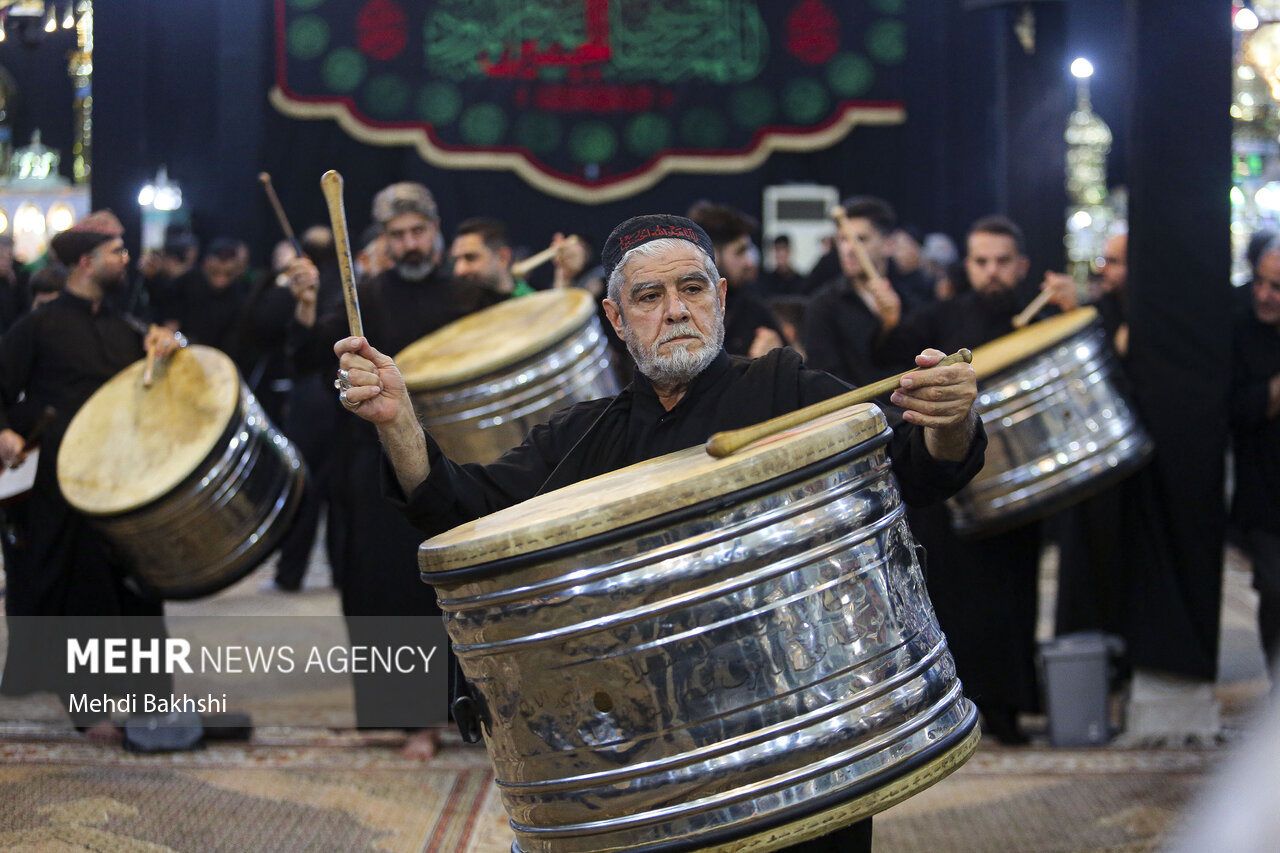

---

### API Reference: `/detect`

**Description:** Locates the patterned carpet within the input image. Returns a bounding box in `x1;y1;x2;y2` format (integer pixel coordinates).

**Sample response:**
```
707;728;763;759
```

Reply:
0;719;1227;853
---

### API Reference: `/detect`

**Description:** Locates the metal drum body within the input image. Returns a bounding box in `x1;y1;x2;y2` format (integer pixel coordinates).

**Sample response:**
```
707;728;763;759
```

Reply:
397;289;619;464
420;406;978;853
58;346;305;600
948;307;1153;536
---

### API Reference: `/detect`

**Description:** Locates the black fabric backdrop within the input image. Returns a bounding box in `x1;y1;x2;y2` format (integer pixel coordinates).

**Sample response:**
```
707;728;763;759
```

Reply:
85;0;1023;266
1122;0;1232;679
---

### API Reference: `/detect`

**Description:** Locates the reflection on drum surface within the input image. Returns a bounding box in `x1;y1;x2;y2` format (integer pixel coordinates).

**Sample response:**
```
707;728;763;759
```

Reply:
423;419;977;853
950;311;1153;536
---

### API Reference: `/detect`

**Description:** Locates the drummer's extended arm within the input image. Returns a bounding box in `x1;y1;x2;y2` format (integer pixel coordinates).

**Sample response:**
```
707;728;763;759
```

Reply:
334;336;431;494
890;349;979;462
379;400;431;495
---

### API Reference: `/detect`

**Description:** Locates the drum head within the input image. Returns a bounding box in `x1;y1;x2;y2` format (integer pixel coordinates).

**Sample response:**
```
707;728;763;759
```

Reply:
970;306;1099;380
58;345;240;516
396;288;597;391
419;403;887;575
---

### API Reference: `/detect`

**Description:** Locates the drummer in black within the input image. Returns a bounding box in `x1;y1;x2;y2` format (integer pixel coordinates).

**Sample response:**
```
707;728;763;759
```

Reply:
334;214;987;851
0;211;183;742
878;215;1078;744
289;181;503;759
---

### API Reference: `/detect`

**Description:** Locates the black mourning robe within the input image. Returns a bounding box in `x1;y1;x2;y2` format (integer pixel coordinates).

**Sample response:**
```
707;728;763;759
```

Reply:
722;289;787;358
879;288;1045;718
396;348;986;536
294;266;501;726
0;292;170;716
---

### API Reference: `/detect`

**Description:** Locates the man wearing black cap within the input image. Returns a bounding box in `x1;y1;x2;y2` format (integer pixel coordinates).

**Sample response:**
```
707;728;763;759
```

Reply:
338;213;981;512
0;211;183;743
334;215;984;848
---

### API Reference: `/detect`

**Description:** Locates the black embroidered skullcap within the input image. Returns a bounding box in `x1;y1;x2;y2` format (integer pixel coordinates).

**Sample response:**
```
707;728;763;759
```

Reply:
49;209;125;266
601;214;716;281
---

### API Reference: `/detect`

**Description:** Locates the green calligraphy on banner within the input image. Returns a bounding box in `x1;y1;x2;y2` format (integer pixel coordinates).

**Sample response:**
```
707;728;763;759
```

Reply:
272;0;906;202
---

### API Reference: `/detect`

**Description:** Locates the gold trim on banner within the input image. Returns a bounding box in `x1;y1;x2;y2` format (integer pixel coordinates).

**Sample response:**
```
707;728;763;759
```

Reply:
269;87;905;204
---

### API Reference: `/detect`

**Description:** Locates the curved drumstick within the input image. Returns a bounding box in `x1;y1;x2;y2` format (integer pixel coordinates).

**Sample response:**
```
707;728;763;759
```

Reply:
705;349;973;458
511;235;579;279
1011;288;1054;329
830;205;890;289
319;170;364;338
259;172;302;255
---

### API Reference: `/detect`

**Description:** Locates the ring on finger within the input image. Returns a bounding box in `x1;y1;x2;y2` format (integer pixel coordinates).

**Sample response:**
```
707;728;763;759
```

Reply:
334;369;352;391
338;389;360;410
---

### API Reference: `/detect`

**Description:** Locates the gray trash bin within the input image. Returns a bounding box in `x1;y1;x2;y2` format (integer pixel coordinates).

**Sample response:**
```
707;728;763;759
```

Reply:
1038;631;1125;747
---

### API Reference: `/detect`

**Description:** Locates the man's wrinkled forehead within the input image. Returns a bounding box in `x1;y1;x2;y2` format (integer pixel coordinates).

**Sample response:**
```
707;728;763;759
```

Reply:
621;244;712;288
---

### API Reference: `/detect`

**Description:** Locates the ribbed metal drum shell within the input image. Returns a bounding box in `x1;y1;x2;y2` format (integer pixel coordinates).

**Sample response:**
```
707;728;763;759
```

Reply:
83;387;304;600
426;430;977;853
948;318;1152;536
409;317;618;465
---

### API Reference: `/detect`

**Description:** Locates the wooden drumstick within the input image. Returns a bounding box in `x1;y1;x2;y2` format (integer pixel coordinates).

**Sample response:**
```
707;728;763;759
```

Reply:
258;172;302;255
142;342;157;388
319;170;364;338
705;349;973;458
1011;288;1055;329
511;235;579;279
830;205;890;290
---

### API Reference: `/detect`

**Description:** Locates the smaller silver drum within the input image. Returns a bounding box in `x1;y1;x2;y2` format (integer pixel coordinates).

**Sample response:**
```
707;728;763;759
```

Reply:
395;289;619;464
58;346;305;600
948;307;1153;536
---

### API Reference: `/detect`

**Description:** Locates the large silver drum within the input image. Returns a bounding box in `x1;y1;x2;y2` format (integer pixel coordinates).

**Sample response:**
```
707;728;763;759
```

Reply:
948;306;1153;536
395;289;619;464
419;405;978;853
58;346;305;600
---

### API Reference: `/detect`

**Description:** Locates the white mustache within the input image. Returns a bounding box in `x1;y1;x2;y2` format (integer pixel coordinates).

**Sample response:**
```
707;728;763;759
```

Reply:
658;325;704;345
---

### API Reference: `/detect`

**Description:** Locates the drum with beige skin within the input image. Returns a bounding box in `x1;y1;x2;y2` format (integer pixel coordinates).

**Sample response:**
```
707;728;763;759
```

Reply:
394;288;620;465
948;306;1154;537
419;404;978;853
57;345;305;600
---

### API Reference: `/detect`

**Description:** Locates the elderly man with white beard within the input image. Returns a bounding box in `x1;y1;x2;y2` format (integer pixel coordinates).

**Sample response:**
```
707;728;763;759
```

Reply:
332;214;985;849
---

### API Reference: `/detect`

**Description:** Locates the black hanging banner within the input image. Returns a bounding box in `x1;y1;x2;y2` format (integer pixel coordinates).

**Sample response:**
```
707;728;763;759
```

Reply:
272;0;908;202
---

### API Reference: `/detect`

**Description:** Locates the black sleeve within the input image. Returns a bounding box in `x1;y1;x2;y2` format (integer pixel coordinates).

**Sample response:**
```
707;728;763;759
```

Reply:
0;309;37;433
888;419;987;507
385;400;611;536
288;309;347;375
1230;320;1272;431
877;300;939;365
801;292;848;381
145;273;180;326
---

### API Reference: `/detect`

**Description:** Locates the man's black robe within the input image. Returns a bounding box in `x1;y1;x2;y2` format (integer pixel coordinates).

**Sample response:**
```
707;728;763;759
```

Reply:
879;288;1045;722
294;266;501;726
0;293;170;718
398;348;985;536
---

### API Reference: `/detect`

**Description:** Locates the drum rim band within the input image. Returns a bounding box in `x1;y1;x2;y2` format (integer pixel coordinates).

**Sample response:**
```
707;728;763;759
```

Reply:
508;706;979;853
419;425;894;587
